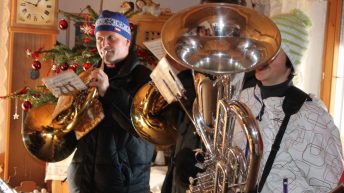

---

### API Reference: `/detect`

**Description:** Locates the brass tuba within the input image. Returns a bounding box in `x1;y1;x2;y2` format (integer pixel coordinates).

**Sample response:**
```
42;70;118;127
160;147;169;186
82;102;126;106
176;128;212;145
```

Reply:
131;3;281;192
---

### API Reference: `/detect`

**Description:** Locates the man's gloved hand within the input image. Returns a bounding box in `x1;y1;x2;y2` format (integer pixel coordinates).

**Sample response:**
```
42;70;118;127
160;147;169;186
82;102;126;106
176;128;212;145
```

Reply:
175;148;204;186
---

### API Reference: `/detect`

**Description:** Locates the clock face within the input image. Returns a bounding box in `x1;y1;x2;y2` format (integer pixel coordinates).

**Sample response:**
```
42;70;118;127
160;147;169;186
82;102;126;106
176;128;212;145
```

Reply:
16;0;56;26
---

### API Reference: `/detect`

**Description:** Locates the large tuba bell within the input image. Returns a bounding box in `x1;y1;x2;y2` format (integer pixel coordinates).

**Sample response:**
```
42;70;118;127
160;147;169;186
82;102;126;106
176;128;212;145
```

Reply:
22;68;104;162
131;3;280;193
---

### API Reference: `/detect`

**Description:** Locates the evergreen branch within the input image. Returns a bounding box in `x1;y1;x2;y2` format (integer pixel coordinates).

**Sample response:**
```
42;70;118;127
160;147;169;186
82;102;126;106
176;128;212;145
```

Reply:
84;5;99;20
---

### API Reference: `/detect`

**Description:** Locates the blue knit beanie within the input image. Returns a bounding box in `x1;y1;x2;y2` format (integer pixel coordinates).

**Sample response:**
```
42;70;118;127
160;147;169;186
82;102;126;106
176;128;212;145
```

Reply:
95;10;131;41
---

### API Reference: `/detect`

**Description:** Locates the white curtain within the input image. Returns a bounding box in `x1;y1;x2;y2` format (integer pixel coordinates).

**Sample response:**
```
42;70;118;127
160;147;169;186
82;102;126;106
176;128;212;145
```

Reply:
0;0;10;154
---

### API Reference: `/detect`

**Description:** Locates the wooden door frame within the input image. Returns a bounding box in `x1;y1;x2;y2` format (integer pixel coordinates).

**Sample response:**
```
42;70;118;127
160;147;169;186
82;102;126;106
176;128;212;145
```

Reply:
321;0;342;113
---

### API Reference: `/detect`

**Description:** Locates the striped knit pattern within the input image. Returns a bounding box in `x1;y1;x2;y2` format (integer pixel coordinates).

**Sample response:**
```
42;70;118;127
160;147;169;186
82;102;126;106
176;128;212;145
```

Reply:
271;9;312;71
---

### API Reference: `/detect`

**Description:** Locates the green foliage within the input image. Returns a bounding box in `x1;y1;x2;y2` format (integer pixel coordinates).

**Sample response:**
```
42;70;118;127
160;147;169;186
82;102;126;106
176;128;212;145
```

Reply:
40;43;100;67
21;86;58;107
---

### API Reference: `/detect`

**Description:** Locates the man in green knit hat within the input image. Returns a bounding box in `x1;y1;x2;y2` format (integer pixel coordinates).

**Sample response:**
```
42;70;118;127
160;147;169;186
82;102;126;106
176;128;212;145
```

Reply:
235;9;343;193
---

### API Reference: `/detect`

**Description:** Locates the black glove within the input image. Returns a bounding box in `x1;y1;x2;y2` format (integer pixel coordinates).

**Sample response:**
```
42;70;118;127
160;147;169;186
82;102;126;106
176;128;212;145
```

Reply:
174;148;204;186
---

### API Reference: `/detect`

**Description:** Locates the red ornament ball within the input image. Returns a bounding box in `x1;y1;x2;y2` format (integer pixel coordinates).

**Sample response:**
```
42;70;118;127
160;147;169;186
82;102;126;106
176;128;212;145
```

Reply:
83;37;90;44
129;23;135;32
83;62;92;71
71;63;79;68
31;51;40;59
21;101;32;111
60;63;69;71
31;60;41;70
59;19;68;30
55;67;61;74
70;63;79;72
67;67;74;72
32;93;41;98
89;25;95;36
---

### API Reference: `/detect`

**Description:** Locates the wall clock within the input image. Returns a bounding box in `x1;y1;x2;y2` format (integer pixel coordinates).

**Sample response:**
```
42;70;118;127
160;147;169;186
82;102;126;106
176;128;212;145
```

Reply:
13;0;58;28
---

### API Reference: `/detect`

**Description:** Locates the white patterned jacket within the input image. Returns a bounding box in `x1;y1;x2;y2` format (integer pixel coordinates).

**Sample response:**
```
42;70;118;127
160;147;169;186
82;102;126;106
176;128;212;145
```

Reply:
234;85;344;193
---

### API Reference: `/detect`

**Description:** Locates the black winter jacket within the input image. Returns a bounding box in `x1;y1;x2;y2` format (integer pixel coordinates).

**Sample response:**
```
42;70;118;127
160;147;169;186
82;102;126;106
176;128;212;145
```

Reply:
161;70;201;193
67;53;155;193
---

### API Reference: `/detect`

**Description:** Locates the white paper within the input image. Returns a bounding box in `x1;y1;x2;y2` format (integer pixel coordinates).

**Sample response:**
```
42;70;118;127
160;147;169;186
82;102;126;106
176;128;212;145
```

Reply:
143;38;166;60
42;71;87;97
150;57;185;104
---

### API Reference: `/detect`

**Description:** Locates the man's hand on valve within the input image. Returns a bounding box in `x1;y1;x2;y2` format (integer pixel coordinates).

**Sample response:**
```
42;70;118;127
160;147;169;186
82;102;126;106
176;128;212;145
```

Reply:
89;68;109;97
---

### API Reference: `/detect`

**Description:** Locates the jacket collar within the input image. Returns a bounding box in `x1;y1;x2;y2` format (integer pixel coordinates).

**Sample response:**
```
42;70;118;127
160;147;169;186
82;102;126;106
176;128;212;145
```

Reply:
96;50;140;79
257;79;293;100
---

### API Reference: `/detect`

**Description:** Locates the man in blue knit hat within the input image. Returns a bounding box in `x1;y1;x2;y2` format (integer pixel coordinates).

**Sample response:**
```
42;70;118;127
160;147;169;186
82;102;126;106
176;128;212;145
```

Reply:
67;10;154;193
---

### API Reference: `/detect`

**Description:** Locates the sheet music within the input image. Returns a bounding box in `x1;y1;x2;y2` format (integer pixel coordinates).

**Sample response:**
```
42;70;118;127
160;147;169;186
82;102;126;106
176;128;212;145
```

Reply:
42;71;87;97
150;57;185;104
143;38;166;60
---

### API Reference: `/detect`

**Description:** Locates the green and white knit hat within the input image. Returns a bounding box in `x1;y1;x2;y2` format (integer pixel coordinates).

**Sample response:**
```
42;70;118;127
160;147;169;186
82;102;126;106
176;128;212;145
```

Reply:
271;9;312;72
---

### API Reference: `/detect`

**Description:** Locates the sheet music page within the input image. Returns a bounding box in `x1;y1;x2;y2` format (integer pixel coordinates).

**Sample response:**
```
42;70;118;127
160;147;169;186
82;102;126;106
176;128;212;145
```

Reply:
150;57;184;104
143;38;166;60
42;71;87;97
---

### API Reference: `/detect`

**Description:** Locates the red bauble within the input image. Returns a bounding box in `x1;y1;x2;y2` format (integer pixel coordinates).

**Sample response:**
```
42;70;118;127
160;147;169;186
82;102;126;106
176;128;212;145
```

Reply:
55;67;61;74
130;23;135;32
70;63;79;72
31;51;40;59
59;19;68;30
90;48;98;53
83;37;90;44
60;63;69;71
71;63;79;68
83;62;92;71
32;93;41;98
31;60;41;70
89;25;95;36
21;101;32;111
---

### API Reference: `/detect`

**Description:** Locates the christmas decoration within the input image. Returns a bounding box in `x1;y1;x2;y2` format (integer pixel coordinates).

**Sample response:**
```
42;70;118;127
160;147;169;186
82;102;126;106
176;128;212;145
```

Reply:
89;25;95;36
0;86;57;108
30;69;40;80
80;24;95;36
21;101;32;111
68;63;79;72
31;60;41;70
13;98;19;120
83;37;90;44
129;23;135;32
59;63;69;71
59;18;69;30
83;61;92;71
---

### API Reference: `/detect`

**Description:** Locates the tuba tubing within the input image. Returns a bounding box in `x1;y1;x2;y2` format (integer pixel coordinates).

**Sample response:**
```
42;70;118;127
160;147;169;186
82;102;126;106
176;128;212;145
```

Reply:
226;100;263;192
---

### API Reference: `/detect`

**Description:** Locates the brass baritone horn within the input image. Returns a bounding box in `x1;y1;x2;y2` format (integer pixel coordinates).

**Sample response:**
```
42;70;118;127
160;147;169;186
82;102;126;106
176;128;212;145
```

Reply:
131;3;281;193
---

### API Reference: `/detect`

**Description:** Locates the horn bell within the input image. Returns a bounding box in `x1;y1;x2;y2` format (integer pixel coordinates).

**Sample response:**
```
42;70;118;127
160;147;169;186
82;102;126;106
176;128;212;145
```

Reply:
22;103;77;162
131;82;178;146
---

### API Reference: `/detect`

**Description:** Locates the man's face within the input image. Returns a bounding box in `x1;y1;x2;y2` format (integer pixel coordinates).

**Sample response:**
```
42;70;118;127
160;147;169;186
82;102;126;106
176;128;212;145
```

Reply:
255;49;291;86
96;31;130;68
